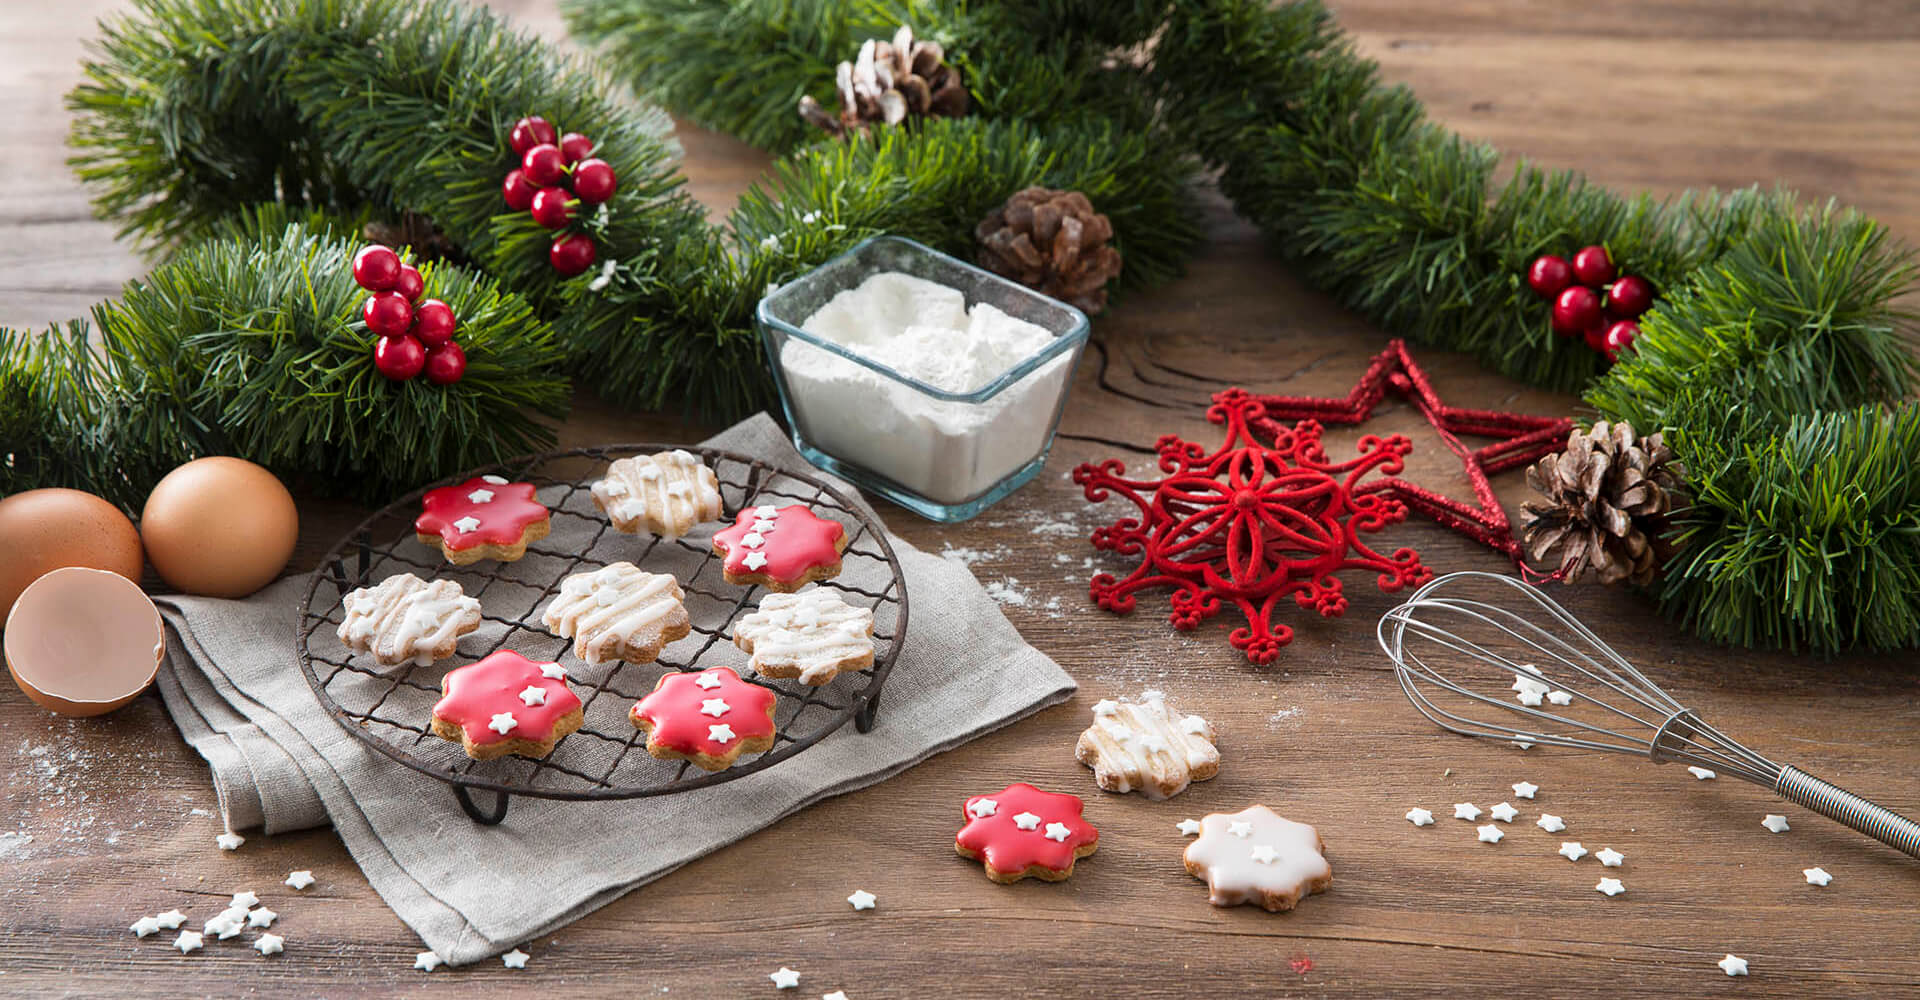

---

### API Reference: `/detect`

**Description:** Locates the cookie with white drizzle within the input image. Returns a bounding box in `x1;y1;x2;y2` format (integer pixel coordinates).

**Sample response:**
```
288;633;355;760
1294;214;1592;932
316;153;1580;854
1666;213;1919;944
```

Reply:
336;573;483;669
1183;804;1332;912
1074;690;1219;799
590;449;724;539
541;562;691;665
731;588;874;685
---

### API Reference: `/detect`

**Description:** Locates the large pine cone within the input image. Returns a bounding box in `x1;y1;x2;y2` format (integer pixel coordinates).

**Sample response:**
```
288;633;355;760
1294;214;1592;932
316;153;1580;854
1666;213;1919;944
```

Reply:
1520;420;1685;586
797;25;968;138
975;186;1124;314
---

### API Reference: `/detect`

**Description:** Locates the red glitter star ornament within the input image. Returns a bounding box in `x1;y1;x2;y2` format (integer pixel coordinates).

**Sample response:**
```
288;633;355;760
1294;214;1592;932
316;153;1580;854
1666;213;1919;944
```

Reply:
1073;388;1432;664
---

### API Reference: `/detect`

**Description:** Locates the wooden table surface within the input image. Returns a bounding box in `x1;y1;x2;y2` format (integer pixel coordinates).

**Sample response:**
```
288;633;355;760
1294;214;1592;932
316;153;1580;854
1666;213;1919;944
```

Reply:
5;2;1919;997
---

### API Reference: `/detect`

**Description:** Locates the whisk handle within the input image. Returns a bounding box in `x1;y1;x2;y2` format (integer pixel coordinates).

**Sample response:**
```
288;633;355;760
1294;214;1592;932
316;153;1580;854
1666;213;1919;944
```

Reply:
1776;766;1920;860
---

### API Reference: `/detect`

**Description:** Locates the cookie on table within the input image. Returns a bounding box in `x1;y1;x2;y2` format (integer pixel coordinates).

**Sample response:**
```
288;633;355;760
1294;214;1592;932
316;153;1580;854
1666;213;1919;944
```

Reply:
711;504;846;591
590;450;723;539
336;573;483;670
414;475;550;565
1074;690;1219;800
630;667;777;771
955;782;1099;884
429;651;583;761
731;589;874;685
1183;804;1332;912
541;562;690;666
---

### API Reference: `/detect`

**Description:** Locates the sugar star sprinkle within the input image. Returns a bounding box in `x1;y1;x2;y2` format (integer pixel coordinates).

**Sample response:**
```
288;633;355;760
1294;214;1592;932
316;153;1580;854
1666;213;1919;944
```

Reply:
216;831;245;851
173;929;204;953
1012;812;1043;831
519;685;547;707
1178;818;1203;836
503;948;530;969
1762;814;1791;833
1452;803;1481;821
824;992;850;1000
1595;877;1625;896
770;967;801;989
488;711;517;735
968;798;998;819
1546;690;1573;706
1249;844;1279;864
1559;842;1588;862
1405;808;1435;827
847;889;877;911
155;910;187;929
1537;814;1566;833
285;871;315;890
1091;699;1119;716
540;662;568;680
1688;766;1717;780
254;933;284;956
708;723;736;744
1044;822;1072;842
1595;847;1625;867
414;951;443;971
1477;824;1504;844
1804;867;1833;887
1489;802;1519;823
230;891;259;909
1718;954;1749;977
452;516;482;534
1228;820;1253;838
1512;781;1538;799
700;698;730;717
1511;740;1535;750
467;488;495;504
248;907;277;929
1516;689;1544;707
131;916;163;938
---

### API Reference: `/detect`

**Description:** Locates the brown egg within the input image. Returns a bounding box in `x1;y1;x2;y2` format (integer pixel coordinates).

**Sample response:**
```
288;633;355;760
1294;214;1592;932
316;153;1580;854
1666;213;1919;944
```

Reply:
141;457;299;598
0;488;145;623
5;567;164;715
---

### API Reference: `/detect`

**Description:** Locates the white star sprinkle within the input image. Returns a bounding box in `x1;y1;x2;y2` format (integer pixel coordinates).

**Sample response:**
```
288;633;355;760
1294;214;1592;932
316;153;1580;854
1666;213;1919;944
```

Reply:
217;832;245;851
230;891;259;909
503;948;530;969
1511;740;1535;750
741;532;766;549
1489;802;1519;823
1547;690;1573;706
1044;822;1071;842
755;504;779;517
1718;954;1748;977
708;723;736;744
700;698;730;717
743;551;769;570
1537;814;1566;833
248;907;277;929
1453;803;1481;821
1517;688;1544;707
488;712;517;735
847;889;877;911
1596;877;1625;896
1091;698;1118;716
452;516;482;533
1477;824;1504;844
1406;808;1435;827
1249;844;1279;864
694;671;724;689
1512;781;1539;799
1597;847;1625;867
1181;715;1209;734
1177;818;1202;836
1512;675;1549;698
1688;766;1717;780
467;488;495;503
1559;842;1588;861
414;951;443;971
254;933;284;956
285;871;315;890
155;910;187;929
770;967;801;989
825;992;850;1000
1762;814;1791;834
1519;663;1544;676
131;916;163;937
205;912;243;939
1012;812;1042;831
1137;733;1170;754
173;930;204;953
752;518;777;533
539;662;567;680
1804;866;1832;887
519;685;547;707
968;798;998;819
1228;820;1253;838
483;475;509;485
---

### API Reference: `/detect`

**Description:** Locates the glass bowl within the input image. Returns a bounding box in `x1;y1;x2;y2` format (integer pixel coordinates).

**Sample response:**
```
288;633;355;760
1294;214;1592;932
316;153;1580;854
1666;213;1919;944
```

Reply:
756;235;1091;522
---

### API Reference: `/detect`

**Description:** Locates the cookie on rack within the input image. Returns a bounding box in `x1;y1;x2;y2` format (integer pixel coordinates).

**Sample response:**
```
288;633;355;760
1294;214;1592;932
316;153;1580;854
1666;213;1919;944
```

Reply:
541;562;691;666
589;450;723;539
1074;690;1220;800
630;667;777;771
429;651;583;760
336;572;483;670
731;588;874;685
711;503;846;591
1183;804;1332;912
414;475;550;565
955;782;1099;883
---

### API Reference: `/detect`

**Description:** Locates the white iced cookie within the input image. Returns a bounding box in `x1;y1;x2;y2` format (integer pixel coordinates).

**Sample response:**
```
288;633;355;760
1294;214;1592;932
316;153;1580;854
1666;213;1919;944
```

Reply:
731;589;874;685
337;573;483;669
1183;804;1333;912
1074;693;1219;800
590;449;723;539
541;562;691;665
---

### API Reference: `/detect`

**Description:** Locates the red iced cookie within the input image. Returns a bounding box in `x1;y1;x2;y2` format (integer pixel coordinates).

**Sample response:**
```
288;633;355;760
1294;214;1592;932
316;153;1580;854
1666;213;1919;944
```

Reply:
429;651;583;760
955;782;1100;883
710;503;846;592
413;475;551;565
630;667;777;771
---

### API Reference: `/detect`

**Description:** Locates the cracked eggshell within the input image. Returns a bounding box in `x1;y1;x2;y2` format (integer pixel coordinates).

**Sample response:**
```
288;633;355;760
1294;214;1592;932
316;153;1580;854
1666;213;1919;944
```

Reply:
5;567;164;716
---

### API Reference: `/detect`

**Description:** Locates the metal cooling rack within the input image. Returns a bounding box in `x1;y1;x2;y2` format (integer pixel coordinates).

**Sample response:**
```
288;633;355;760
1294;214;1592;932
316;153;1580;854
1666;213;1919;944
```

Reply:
294;444;908;825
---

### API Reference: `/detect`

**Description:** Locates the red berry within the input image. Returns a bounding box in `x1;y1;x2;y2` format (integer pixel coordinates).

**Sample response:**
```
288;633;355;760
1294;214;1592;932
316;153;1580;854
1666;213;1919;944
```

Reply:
373;335;426;381
1572;245;1615;287
1606;274;1654;318
550;234;597;276
424;341;467;386
509;116;556;156
530;188;573;229
1526;254;1573;299
502;168;537;211
411;299;457;347
1602;320;1639;361
1551;286;1602;335
362;291;414;338
572;158;618;204
522;144;567;187
351;245;401;292
394;264;424;302
559;132;594;162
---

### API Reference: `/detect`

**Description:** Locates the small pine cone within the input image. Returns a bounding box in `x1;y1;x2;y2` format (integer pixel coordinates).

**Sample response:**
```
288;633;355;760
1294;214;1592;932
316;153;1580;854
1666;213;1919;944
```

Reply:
797;25;969;139
1519;420;1685;586
975;186;1124;314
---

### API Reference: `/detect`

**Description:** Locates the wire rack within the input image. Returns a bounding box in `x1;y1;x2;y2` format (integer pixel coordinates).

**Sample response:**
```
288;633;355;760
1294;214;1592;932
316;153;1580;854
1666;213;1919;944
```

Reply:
294;444;909;825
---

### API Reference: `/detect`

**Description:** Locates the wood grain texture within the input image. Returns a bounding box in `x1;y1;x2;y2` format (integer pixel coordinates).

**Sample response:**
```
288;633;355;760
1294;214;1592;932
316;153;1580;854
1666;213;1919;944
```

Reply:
3;2;1918;997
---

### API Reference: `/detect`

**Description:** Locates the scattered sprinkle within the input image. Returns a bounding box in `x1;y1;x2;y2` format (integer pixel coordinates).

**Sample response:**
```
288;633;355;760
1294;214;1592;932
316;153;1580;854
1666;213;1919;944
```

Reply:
414;951;443;972
1595;877;1625;897
254;933;284;956
1452;803;1481;821
1511;740;1535;751
847;889;877;911
770;967;801;989
230;891;259;910
1476;824;1504;844
1512;781;1538;800
1537;814;1566;833
1546;690;1573;706
1687;766;1716;780
825;992;850;1000
503;948;530;969
155;910;186;930
1718;954;1749;977
1558;842;1588;862
1489;802;1518;823
130;916;163;938
285;870;316;890
1405;808;1435;827
247;908;277;929
1596;848;1625;868
1762;814;1790;834
1804;866;1832;887
216;832;245;851
173;930;204;954
1177;818;1202;836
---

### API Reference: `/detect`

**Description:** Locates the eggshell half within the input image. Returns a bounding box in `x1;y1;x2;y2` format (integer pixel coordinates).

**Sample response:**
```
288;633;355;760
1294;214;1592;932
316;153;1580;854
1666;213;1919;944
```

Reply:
5;567;164;716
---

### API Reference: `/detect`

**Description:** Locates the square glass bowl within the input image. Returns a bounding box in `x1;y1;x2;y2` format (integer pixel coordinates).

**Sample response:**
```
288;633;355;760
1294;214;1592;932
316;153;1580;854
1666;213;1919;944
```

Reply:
756;235;1091;522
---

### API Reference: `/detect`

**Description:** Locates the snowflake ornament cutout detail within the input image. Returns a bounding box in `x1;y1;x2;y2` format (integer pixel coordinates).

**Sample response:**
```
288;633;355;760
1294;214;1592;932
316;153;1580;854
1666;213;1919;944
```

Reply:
1073;388;1432;663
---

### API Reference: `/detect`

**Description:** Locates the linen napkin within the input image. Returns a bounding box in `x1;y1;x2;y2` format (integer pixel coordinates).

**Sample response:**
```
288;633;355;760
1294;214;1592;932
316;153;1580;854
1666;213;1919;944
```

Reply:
151;413;1076;965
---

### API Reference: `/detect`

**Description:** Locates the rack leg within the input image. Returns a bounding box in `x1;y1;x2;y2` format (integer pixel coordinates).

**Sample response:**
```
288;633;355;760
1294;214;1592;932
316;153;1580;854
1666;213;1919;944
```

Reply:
855;690;882;733
454;785;511;825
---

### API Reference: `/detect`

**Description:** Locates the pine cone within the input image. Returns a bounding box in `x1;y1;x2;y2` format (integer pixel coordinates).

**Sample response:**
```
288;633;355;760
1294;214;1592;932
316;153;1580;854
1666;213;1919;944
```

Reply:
1520;420;1685;586
974;186;1124;314
797;25;968;139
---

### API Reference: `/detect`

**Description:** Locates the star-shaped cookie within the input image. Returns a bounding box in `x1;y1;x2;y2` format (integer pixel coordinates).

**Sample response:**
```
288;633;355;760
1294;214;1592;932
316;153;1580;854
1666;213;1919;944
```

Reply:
631;667;778;771
955;783;1098;883
430;651;583;760
541;562;690;665
711;504;847;592
731;589;874;685
1183;804;1332;912
1074;692;1219;799
337;573;483;669
414;475;550;565
590;450;723;539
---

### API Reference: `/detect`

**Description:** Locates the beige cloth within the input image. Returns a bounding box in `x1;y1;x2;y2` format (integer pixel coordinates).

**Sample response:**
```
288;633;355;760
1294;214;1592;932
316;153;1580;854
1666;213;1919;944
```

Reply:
152;413;1074;965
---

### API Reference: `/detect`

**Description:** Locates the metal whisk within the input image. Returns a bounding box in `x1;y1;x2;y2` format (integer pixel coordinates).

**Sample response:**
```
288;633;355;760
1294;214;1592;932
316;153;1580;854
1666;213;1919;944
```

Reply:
1376;571;1920;860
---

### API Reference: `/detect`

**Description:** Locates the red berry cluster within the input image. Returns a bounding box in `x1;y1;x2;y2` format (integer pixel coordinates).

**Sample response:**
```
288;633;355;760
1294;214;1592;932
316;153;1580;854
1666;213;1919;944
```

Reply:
1526;246;1654;362
503;115;616;278
352;245;467;385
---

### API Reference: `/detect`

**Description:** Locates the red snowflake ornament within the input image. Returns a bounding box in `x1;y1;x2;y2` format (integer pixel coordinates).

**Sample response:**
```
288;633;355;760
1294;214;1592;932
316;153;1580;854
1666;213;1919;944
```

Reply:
1072;388;1432;664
